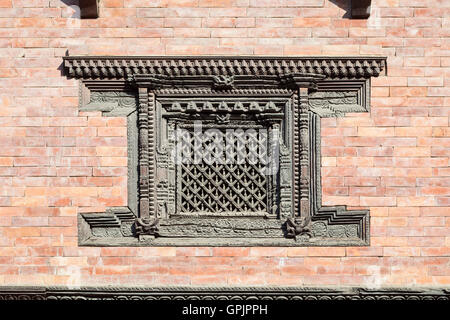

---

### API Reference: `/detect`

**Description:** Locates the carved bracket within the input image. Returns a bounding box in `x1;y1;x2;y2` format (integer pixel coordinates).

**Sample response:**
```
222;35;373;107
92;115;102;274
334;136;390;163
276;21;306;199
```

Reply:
285;216;312;240
135;216;160;240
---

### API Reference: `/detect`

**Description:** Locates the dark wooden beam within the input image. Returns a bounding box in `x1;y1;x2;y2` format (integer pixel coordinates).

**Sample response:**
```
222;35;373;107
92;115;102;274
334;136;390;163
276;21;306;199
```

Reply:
351;0;371;19
79;0;99;19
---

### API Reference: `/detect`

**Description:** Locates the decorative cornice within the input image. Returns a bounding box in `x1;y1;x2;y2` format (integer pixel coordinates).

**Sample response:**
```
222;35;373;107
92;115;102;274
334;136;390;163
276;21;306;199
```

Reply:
62;56;386;81
0;286;448;301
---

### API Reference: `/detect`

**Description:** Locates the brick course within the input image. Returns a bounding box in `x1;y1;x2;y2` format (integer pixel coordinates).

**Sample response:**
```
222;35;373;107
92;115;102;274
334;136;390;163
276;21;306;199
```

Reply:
0;0;448;287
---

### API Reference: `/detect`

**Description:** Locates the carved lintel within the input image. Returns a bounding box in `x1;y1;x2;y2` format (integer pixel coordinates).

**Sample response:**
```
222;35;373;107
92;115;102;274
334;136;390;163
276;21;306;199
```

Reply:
162;100;285;114
133;74;285;90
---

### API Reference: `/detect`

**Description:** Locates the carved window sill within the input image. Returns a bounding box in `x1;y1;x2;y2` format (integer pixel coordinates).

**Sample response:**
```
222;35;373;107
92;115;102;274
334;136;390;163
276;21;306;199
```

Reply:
64;56;386;247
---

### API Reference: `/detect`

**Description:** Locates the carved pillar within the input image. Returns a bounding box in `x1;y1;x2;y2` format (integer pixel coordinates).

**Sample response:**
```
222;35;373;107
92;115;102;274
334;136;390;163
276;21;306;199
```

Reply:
279;141;292;219
287;85;312;239
135;87;159;239
147;91;157;218
298;87;310;223
292;90;300;218
138;87;149;219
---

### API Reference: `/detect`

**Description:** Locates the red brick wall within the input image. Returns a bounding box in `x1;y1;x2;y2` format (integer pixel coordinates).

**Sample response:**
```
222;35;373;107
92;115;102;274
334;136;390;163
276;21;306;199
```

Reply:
0;0;449;287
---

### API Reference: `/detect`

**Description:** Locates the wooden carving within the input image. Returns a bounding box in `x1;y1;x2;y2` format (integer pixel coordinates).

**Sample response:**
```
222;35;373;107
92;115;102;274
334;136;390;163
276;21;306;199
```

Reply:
64;56;386;246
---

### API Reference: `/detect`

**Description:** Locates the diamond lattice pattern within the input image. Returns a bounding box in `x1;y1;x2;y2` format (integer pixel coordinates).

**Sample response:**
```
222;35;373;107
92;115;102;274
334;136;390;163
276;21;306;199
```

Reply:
178;128;269;213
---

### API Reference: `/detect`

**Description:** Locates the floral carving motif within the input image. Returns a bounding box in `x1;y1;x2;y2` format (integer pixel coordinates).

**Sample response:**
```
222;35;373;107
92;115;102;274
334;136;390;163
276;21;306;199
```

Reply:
158;218;283;238
308;91;364;117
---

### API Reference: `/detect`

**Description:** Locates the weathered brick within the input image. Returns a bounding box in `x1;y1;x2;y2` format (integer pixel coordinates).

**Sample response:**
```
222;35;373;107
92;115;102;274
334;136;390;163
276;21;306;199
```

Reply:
249;248;287;257
357;127;395;137
307;248;346;257
212;248;250;256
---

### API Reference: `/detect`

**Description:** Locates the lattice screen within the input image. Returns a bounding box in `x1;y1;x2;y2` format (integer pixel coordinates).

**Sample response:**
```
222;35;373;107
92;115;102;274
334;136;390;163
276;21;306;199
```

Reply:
177;127;269;214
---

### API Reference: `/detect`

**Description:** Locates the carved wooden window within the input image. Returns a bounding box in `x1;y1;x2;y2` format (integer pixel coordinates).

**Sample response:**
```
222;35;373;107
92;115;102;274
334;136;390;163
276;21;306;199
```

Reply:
64;56;386;246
